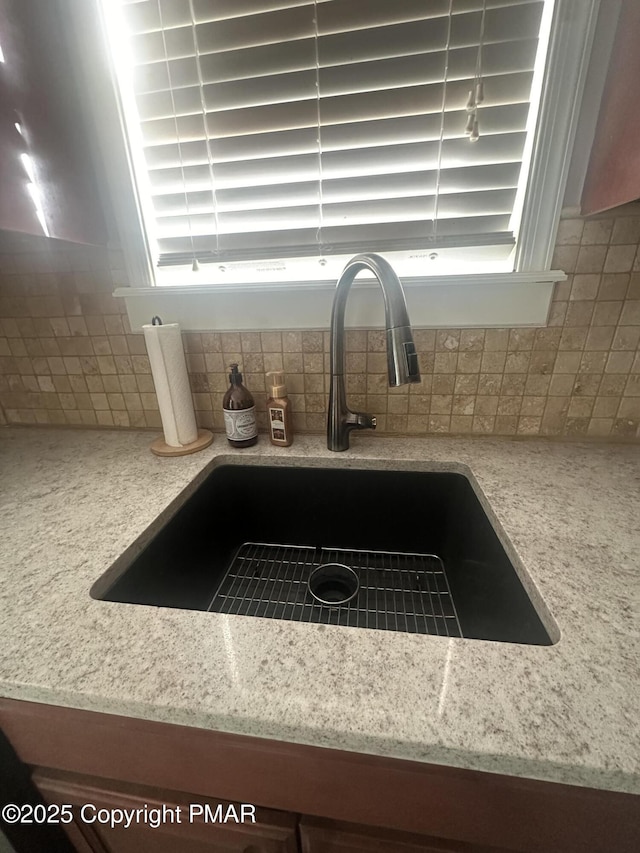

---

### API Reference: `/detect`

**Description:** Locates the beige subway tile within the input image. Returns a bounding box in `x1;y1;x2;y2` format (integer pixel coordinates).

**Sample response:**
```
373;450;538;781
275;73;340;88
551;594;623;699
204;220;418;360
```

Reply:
86;375;104;393
517;417;541;435
283;352;303;373
587;417;614;436
579;351;607;374
481;351;506;373
472;415;495;433
556;218;584;245
452;394;475;415
584;327;615;351
553;278;572;302
475;395;498;416
83;315;105;335
67;317;88;337
200;332;221;353
366;330;385;352
366;352;387;373
109;335;128;355
304;373;324;394
598;273;629;300
581;219;612;245
497;395;522;415
604;244;636;273
102;375;122;393
408;395;430;414
574;374;601;396
477;373;502;395
95;410;114;426
575;245;607;273
624;375;640;396
591;301;623;326
605;352;634;374
413;329;436;351
612;327;640;351
388;395;409;414
508;328;536;351
502;374;527;395
263;352;284;372
619;300;640;325
427;414;450;433
300;331;322;353
139;392;159;410
565;301;595;326
129;410;146;428
454;374;479;394
431;394;453;414
459;330;485;351
385;414;408;433
504;351;531;373
529;351;556;374
495;415;519;434
37;375;55;393
114;355;134;374
182;332;202;353
599;374;626;395
549;374;575;396
568;396;595;418
303;352;323;373
592;396;620;418
343;330;365;352
554;351;581;373
89;393;109;410
457;352;481;373
565;417;589;436
628;274;640;298
552;245;579;272
450;415;473;433
483;329;510;351
435;330;460;352
612;417;639;436
131;355;151;373
559;327;588;350
434;352;457;373
280;331;301;352
611;217;640;244
524;374;551;396
521;397;546;416
570;274;600;301
432;374;455;395
107;393;126;410
619;398;640;419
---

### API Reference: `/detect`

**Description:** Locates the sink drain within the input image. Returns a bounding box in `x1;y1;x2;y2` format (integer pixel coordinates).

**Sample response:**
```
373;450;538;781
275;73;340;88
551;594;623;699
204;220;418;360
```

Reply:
308;563;359;605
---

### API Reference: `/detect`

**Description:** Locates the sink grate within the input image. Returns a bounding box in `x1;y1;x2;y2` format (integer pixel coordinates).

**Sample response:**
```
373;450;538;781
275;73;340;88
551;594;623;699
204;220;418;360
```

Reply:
207;542;462;637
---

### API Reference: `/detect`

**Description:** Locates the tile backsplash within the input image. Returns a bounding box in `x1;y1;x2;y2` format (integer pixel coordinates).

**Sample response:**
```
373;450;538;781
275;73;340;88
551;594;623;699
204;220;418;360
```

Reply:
1;207;639;440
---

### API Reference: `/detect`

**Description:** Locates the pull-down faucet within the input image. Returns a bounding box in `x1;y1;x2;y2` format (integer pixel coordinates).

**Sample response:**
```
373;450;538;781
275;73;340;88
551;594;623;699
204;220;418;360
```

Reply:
327;253;421;451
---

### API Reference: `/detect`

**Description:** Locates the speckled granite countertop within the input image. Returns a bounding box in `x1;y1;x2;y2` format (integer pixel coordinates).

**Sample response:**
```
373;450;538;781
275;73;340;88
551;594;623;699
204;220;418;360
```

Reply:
0;427;638;794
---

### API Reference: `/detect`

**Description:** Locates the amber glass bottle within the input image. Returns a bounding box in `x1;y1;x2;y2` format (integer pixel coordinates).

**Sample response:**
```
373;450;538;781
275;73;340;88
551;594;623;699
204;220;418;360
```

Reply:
222;364;258;447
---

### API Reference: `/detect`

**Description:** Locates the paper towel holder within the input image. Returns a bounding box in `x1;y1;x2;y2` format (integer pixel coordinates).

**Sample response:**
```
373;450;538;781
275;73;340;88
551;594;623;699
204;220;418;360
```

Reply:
144;315;215;457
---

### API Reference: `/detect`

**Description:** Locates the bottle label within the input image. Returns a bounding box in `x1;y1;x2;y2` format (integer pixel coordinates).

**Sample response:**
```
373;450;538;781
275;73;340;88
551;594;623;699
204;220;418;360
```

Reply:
268;406;287;441
224;406;257;441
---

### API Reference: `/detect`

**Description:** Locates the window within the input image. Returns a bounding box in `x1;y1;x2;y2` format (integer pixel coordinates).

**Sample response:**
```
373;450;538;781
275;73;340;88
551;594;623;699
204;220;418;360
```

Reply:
78;0;600;327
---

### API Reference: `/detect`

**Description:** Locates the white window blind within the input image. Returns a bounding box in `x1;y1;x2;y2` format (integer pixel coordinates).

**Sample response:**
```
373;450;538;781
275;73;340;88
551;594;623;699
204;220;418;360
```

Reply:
114;0;546;271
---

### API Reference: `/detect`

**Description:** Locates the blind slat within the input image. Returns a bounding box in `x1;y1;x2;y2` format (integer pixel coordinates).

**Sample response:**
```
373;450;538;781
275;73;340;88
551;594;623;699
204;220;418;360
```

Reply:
114;0;545;266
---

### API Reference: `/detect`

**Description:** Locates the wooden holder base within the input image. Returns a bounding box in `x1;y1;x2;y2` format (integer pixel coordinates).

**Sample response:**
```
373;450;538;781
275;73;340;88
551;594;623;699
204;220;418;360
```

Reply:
150;429;214;457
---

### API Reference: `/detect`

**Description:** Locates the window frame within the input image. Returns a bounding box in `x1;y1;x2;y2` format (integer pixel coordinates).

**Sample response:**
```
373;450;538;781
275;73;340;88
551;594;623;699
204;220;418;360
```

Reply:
69;0;601;331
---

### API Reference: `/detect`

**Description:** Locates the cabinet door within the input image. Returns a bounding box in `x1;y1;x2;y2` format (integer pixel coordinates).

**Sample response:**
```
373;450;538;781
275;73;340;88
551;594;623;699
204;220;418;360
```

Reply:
34;768;298;853
0;0;107;243
299;817;514;853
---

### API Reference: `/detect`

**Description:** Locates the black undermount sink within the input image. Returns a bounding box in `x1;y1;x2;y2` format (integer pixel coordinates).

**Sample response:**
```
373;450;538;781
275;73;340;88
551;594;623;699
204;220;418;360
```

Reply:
92;461;555;646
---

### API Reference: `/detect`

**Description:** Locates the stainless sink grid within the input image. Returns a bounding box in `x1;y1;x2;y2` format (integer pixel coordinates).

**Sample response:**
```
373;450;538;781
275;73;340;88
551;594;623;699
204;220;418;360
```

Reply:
207;542;462;636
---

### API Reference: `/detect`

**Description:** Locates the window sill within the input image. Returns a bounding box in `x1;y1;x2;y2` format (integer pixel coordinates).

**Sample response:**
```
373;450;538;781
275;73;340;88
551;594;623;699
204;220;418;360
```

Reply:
114;271;566;332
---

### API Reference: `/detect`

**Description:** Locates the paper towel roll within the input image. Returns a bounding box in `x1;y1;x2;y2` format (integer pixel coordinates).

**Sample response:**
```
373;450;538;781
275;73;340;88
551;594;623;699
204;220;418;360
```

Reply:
142;322;198;447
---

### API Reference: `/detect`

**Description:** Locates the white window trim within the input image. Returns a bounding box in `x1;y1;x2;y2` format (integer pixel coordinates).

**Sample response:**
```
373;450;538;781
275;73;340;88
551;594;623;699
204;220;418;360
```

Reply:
69;0;599;331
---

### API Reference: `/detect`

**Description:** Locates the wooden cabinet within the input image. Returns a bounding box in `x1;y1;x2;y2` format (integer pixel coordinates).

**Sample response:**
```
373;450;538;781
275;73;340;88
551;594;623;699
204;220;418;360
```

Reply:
581;0;640;214
0;0;106;243
0;699;638;853
34;768;298;853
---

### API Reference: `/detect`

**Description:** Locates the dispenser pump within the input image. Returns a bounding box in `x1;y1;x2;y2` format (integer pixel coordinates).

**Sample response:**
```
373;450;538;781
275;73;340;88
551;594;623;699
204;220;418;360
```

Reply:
267;370;287;398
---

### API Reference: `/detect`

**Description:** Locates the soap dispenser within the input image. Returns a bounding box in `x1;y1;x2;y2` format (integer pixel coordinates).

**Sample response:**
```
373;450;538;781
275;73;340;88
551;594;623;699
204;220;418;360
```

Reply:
266;370;293;446
223;363;258;447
